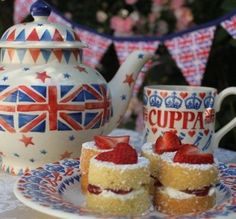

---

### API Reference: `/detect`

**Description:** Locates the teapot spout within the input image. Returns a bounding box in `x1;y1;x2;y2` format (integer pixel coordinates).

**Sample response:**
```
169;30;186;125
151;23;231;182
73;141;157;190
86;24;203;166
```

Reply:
106;50;153;133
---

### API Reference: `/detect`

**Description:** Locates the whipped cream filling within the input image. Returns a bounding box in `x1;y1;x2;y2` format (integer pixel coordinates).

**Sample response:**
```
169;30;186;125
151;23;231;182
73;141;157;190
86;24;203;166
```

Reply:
99;188;145;200
91;156;150;170
159;186;215;200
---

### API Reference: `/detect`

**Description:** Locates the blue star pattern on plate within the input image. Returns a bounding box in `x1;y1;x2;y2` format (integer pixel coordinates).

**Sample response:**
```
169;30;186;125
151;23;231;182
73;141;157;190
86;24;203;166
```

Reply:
64;73;71;79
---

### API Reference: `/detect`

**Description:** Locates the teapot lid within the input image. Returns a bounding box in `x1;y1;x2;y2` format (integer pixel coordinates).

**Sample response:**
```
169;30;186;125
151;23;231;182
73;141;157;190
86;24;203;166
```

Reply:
0;0;87;49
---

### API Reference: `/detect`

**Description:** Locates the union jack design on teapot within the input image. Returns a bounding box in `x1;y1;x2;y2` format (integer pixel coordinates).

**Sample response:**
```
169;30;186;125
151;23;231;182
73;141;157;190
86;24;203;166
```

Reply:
0;84;112;133
0;0;153;174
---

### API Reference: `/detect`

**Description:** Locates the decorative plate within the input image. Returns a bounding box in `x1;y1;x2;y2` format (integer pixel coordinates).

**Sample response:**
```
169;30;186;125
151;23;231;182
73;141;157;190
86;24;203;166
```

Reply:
14;159;236;219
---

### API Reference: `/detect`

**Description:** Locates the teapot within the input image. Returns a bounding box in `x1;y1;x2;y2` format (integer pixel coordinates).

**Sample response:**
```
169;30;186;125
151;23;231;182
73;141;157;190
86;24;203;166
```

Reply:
0;0;153;174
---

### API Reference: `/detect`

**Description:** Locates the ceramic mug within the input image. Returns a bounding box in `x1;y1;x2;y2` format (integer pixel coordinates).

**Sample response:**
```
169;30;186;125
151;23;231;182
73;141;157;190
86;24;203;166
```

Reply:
143;85;236;152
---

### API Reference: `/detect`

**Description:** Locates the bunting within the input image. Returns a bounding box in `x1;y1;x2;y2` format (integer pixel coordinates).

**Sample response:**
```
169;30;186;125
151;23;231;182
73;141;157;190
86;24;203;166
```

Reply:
12;0;236;94
74;27;112;68
114;40;159;95
165;26;216;86
14;0;35;24
221;15;236;40
48;11;72;27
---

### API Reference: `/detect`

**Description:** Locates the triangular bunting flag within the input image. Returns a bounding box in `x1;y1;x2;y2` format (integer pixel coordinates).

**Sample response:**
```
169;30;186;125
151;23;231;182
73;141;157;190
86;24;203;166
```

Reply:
53;49;63;62
16;30;26;41
40;30;52;41
114;40;159;96
74;27;112;68
16;49;27;62
221;15;236;39
52;29;64;41
29;48;40;63
7;48;15;61
72;49;79;60
41;49;51;62
48;11;72;27
7;29;16;41
13;0;35;24
165;26;216;86
27;28;39;41
63;50;71;63
66;30;75;41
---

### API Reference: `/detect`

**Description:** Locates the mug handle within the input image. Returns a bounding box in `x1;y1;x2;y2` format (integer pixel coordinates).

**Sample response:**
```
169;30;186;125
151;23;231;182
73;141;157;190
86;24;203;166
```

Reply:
213;87;236;149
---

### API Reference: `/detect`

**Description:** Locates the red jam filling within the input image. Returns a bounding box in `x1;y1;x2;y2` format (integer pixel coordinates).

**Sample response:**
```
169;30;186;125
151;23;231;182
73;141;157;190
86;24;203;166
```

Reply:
181;186;212;196
87;184;102;195
87;184;132;195
150;176;212;197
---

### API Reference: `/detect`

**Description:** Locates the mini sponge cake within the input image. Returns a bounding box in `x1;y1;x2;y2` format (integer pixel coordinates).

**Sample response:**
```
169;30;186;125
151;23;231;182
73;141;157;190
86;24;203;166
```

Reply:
141;142;160;194
141;131;182;194
80;135;129;193
86;142;151;216
141;131;218;215
155;144;218;215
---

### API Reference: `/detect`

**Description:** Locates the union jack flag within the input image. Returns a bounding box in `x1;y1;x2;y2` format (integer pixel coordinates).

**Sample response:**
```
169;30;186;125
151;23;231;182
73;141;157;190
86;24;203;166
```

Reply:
74;27;112;69
165;26;216;86
221;15;236;40
0;84;112;132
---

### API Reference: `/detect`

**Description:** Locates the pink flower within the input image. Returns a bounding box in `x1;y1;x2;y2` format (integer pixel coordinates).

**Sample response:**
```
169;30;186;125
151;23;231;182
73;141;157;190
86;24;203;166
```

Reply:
96;10;108;23
110;16;135;36
148;12;158;24
125;0;138;5
174;7;194;31
152;0;167;6
170;0;186;10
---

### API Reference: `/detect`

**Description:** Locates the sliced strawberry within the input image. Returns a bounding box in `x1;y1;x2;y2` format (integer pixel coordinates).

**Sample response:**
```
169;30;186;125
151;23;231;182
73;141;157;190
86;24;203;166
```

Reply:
94;135;130;149
95;142;138;164
112;142;138;164
154;131;182;154
173;144;214;164
95;150;115;162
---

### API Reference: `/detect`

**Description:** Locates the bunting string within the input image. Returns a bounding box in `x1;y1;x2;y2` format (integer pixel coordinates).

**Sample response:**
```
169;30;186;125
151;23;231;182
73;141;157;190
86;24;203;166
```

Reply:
13;0;236;95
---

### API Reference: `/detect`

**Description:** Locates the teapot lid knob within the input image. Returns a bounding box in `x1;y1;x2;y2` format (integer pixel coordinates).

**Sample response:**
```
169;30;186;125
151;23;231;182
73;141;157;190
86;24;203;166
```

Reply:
30;0;51;18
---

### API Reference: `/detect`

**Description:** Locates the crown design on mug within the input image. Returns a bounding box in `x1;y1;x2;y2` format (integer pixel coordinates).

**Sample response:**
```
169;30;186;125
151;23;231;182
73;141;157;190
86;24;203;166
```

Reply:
165;92;182;109
149;91;163;107
204;93;215;108
185;93;202;109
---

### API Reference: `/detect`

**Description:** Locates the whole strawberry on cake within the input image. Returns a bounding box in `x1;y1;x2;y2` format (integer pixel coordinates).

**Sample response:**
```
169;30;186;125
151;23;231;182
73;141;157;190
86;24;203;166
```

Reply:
86;142;151;216
80;135;129;193
142;131;219;215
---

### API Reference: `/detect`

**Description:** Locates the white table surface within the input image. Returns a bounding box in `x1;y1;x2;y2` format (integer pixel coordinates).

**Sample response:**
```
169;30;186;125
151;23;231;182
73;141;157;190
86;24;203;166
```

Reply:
0;129;236;219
